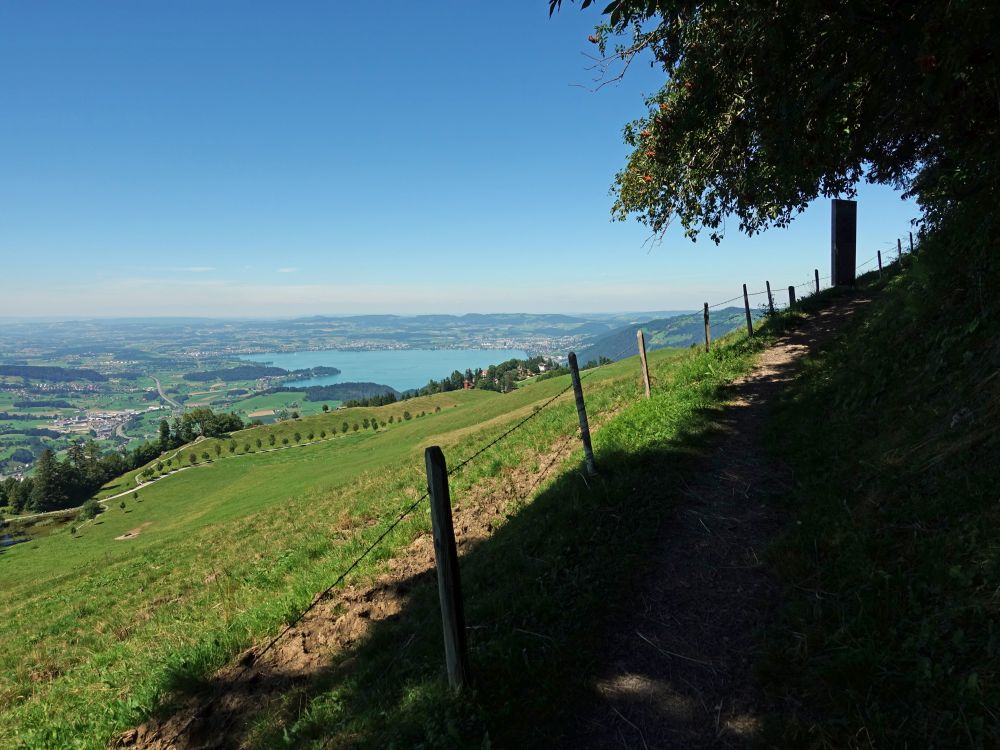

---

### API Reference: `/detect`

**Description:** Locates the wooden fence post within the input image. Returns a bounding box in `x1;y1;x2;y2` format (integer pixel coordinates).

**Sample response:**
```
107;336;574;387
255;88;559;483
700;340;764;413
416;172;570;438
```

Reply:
636;330;651;400
897;238;902;261
909;231;915;255
877;250;883;279
765;281;774;314
788;285;797;306
742;284;754;337
567;353;598;476
814;269;820;293
424;446;469;691
703;303;710;352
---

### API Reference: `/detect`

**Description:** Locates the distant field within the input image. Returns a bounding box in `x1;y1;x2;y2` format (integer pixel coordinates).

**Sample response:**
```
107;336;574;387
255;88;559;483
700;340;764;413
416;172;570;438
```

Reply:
229;390;337;419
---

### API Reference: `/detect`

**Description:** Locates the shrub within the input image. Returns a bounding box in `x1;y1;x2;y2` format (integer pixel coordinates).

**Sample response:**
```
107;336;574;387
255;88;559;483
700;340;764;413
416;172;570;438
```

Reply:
79;497;101;520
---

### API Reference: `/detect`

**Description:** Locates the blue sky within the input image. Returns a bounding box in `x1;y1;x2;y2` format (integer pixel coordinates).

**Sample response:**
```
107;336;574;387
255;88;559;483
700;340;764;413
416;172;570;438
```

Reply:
0;1;918;318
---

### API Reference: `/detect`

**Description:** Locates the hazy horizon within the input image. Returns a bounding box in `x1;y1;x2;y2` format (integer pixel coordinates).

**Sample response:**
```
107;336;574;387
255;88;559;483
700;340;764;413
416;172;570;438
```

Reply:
0;309;700;324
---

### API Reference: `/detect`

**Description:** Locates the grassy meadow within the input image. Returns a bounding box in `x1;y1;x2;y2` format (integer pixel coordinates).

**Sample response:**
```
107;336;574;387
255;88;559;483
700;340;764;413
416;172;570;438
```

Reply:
0;345;712;748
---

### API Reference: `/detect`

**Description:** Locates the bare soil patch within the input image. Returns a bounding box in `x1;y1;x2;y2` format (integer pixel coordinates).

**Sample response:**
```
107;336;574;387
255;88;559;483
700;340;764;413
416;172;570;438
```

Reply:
115;522;152;541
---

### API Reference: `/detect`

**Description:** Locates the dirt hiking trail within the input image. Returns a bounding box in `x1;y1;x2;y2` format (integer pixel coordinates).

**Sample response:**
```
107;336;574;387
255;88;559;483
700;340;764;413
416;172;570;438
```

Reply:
564;293;871;749
118;294;869;750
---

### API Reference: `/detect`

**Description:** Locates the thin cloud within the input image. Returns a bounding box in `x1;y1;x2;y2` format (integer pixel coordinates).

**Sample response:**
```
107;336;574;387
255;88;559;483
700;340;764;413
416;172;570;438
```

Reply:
277;267;298;273
0;277;705;317
154;266;216;273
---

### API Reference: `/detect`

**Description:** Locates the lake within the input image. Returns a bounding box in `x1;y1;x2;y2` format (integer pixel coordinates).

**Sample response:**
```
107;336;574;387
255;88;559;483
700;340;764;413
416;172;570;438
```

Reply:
240;348;530;392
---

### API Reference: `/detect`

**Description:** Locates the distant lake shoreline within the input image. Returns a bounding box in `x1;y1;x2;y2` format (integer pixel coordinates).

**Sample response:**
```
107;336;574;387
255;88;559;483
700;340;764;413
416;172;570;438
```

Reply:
239;348;530;392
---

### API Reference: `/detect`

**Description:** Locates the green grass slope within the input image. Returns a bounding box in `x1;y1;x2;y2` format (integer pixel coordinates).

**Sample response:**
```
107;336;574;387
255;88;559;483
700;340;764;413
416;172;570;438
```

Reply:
0;346;699;748
188;325;796;748
762;242;999;746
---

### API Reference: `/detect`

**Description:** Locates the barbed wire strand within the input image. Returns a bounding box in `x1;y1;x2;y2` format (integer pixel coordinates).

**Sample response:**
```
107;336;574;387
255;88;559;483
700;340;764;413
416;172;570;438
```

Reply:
447;380;576;477
163;487;431;745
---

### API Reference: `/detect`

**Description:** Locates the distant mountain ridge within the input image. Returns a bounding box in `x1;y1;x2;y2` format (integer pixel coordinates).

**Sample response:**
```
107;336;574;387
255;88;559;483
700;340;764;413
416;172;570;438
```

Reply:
576;307;758;363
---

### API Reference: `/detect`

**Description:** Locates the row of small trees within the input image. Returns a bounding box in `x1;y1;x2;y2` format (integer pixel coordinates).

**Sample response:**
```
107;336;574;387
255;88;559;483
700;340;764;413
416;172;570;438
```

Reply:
0;401;448;515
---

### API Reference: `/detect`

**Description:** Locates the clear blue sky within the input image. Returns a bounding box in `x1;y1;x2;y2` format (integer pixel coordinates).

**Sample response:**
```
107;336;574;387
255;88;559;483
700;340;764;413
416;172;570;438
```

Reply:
0;1;918;318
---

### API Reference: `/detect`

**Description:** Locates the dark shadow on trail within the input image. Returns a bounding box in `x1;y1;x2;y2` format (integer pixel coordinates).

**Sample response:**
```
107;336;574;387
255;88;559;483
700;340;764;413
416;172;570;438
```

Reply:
121;295;870;750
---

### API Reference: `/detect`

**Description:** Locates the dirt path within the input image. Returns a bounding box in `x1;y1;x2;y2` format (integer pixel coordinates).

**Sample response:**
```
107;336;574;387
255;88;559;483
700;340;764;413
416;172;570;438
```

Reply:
114;296;868;749
564;293;871;749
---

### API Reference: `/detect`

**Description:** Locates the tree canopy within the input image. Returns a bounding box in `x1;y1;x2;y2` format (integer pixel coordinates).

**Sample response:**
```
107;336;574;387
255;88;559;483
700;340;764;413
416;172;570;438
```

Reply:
552;1;999;242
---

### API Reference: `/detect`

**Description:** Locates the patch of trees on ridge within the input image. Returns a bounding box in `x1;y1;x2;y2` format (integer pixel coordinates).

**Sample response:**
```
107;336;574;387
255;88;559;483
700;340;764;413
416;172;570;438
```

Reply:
0;427;61;438
0;407;245;515
0;412;58;421
12;399;75;409
414;356;559;396
0;365;107;382
344;357;562;408
273;381;399;404
156;408;244;447
182;364;341;382
0;442;162;515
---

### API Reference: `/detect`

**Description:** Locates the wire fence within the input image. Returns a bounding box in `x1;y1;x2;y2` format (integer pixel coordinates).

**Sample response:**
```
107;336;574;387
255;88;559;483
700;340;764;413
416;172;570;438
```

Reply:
164;232;916;743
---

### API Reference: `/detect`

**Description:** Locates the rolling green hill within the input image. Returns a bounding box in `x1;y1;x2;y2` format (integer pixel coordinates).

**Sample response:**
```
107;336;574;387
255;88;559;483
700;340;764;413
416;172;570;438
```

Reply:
576;306;757;363
3;248;991;749
0;310;786;749
0;346;709;747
